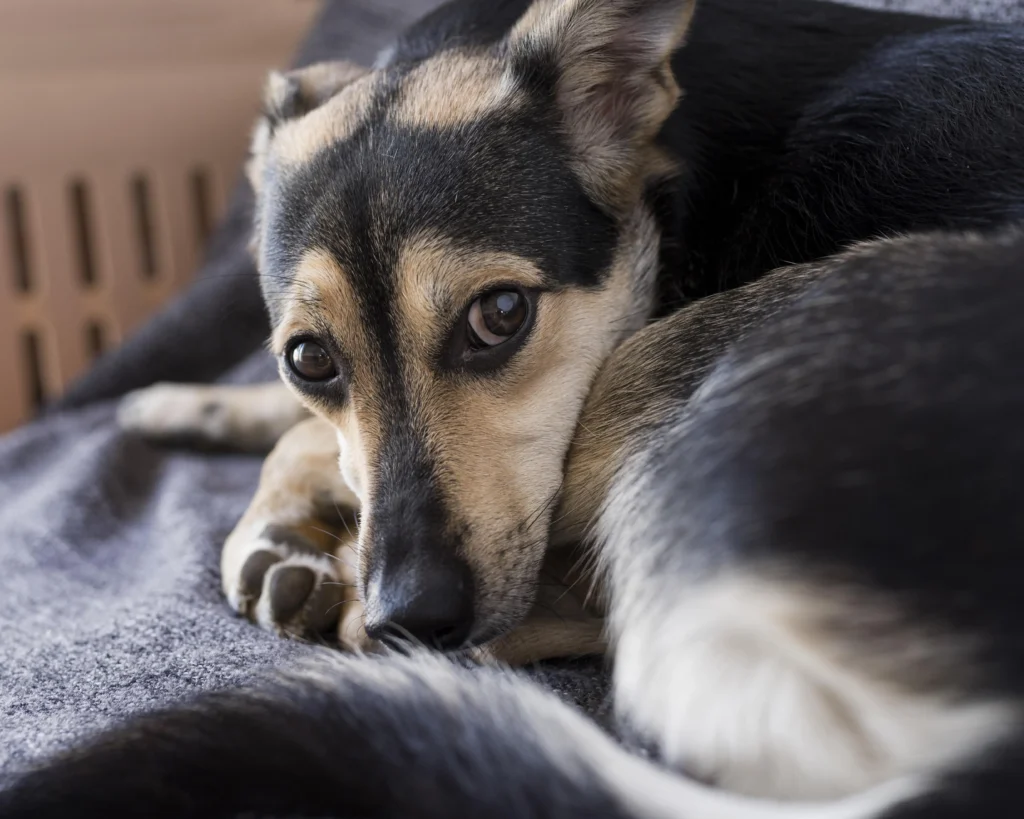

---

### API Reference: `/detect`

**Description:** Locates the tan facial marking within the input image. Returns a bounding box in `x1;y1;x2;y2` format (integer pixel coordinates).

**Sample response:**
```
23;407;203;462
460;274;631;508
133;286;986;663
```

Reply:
393;233;546;358
271;248;385;508
392;51;523;130
387;220;656;625
271;249;360;356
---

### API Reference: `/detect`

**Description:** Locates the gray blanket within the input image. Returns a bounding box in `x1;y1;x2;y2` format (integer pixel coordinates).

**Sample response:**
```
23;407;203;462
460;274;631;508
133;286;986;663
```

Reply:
1;0;1019;777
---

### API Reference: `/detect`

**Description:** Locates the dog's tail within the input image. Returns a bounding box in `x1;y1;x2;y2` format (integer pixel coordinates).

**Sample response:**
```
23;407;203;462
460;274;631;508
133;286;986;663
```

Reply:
0;651;922;819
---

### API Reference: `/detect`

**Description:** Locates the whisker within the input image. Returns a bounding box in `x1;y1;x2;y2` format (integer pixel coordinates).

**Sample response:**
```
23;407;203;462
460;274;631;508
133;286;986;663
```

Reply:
314;550;356;570
308;525;344;544
335;502;357;540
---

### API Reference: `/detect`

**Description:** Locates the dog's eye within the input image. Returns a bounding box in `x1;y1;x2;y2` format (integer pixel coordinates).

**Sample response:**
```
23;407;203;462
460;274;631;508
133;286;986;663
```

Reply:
468;290;528;347
444;287;535;372
287;339;337;381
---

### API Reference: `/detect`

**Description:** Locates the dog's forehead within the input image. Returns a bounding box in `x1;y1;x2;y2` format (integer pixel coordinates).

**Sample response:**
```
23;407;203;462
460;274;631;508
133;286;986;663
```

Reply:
258;56;617;326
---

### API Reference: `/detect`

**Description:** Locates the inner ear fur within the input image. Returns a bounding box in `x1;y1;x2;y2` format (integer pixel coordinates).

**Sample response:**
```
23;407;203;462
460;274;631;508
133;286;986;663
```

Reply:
504;0;696;209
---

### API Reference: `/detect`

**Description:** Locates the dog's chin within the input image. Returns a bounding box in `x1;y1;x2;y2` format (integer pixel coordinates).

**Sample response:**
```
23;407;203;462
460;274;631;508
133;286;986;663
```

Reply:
468;597;537;648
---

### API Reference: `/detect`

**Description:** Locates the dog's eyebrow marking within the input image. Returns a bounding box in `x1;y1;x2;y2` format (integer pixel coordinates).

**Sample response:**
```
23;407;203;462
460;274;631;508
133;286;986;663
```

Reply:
393;233;546;354
271;248;362;357
269;72;381;169
391;52;523;130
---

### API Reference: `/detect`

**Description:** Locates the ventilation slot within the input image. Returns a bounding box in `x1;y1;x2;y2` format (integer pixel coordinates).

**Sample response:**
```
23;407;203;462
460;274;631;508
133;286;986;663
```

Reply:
131;174;159;279
21;330;46;411
190;167;213;249
5;186;33;293
85;320;106;360
69;178;98;287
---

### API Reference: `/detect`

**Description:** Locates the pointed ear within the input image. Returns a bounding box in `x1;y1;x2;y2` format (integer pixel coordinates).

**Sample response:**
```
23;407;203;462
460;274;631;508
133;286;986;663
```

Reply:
246;60;368;195
505;0;695;207
263;60;369;126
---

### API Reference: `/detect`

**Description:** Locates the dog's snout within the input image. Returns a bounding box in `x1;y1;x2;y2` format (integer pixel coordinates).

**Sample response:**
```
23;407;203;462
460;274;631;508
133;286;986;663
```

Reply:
365;555;475;650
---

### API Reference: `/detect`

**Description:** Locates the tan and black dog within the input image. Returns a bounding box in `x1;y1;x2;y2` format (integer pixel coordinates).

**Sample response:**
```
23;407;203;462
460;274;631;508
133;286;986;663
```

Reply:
7;0;1024;817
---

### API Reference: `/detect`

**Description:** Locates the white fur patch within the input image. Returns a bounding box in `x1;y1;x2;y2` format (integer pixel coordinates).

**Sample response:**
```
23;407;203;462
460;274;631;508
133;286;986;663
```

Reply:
598;454;1017;802
612;574;1014;800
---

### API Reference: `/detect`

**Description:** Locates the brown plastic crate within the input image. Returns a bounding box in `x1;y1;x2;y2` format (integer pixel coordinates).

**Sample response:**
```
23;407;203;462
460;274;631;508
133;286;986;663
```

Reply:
0;0;321;432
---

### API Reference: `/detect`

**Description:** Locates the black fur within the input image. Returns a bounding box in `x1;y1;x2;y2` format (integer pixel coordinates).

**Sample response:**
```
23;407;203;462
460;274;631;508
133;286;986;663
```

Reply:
702;25;1024;290
0;654;635;819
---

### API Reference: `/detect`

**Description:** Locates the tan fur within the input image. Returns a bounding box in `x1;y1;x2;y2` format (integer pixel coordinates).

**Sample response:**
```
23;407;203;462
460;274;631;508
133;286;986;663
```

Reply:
269;61;370;114
475;619;606;666
269;248;384;509
393;233;546;341
392;51;523;130
219;416;362;641
270;248;363;357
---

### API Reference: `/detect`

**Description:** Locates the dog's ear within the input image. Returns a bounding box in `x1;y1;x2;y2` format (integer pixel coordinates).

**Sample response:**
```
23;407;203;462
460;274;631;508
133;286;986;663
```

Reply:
262;61;369;126
247;60;368;195
504;0;695;206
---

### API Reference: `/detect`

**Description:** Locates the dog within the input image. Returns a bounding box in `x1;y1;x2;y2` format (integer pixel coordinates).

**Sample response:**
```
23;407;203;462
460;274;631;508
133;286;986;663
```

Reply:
4;0;1024;816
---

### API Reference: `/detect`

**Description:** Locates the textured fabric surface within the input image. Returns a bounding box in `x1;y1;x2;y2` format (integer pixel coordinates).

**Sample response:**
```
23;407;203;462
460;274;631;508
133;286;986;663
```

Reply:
1;0;1020;776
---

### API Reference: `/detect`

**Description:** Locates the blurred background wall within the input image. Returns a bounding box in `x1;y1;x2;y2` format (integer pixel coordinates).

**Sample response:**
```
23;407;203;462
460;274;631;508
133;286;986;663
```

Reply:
0;0;322;432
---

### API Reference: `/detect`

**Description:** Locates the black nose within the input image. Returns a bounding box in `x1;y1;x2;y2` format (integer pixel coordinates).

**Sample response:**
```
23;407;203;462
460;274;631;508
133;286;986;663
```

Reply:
364;555;475;650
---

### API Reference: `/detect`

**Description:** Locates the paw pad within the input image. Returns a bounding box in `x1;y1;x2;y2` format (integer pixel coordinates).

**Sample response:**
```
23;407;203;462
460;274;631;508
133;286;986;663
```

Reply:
268;565;316;622
239;550;282;599
231;528;350;640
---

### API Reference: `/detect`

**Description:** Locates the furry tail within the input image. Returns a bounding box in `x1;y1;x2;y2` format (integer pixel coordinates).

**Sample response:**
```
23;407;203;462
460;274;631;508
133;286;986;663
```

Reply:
0;652;921;819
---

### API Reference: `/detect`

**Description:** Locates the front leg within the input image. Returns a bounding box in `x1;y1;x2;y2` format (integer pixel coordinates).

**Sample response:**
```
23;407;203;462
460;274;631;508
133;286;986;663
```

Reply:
118;381;309;452
222;416;370;649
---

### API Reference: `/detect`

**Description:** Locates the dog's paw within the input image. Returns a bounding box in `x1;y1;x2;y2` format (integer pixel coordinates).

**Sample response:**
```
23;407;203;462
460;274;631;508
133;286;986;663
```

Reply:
118;383;237;445
117;382;307;451
225;523;372;649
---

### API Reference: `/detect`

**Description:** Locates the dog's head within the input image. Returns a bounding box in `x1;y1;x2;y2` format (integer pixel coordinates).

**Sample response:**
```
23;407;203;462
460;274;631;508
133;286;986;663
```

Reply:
250;0;695;648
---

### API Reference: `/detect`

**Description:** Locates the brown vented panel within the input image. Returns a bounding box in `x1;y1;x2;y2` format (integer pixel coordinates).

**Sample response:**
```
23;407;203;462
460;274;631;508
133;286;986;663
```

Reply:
0;0;322;432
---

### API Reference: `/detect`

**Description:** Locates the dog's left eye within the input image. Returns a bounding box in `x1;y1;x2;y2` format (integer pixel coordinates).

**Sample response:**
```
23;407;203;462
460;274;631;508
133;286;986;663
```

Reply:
467;290;528;347
286;339;337;382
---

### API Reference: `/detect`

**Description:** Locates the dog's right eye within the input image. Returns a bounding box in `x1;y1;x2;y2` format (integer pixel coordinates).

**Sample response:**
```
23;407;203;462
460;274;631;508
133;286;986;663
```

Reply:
443;287;536;373
287;339;337;382
467;290;529;348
